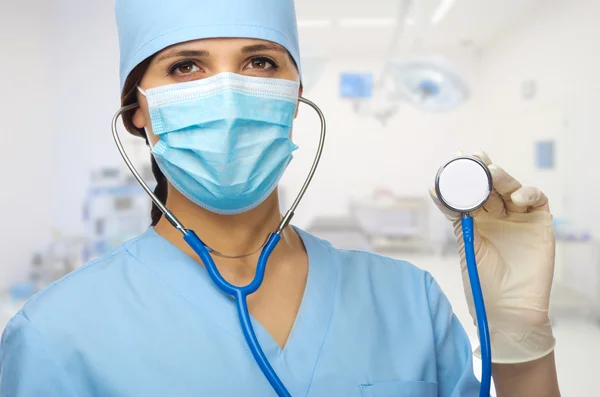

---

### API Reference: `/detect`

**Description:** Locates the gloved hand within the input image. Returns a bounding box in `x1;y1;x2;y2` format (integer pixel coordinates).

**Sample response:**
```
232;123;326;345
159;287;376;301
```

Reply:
429;152;556;364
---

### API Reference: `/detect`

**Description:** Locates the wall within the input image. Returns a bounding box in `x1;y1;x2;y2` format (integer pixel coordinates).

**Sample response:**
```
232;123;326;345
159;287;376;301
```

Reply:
475;0;600;234
0;2;53;290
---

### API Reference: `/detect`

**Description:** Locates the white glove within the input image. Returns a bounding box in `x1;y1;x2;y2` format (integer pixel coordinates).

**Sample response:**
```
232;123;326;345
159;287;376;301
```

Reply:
430;152;556;364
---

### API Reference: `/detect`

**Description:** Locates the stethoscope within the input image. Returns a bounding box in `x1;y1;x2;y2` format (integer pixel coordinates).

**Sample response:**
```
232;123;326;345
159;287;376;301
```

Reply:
113;98;325;397
113;99;492;396
435;156;493;397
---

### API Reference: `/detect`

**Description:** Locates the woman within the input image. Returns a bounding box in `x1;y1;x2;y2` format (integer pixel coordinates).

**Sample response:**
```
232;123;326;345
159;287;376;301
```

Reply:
0;0;560;396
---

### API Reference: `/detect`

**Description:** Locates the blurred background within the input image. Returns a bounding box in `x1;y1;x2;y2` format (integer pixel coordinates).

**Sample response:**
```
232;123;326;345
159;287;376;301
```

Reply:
1;0;599;394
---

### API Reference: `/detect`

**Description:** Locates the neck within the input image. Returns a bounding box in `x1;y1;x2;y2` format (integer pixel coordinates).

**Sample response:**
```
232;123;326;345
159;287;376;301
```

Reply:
154;187;296;258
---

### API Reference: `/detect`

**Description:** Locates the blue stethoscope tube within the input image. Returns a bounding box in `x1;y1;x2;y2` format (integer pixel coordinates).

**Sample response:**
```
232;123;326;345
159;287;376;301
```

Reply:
184;230;291;397
462;215;492;397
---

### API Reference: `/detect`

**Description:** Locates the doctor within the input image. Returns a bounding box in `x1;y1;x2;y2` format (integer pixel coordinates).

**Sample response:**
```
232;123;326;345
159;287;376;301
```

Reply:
0;0;560;396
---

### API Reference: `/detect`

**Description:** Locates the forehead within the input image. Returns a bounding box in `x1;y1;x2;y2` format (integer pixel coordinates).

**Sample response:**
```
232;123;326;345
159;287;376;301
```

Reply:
154;38;290;59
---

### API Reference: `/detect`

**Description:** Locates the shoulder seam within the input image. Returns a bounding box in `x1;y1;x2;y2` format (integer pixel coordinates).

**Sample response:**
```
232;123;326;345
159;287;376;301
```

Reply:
425;271;435;295
19;243;139;313
6;312;79;396
20;232;152;312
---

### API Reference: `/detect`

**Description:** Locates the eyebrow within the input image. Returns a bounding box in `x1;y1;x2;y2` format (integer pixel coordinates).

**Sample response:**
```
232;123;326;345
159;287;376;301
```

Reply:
155;49;210;63
240;44;287;54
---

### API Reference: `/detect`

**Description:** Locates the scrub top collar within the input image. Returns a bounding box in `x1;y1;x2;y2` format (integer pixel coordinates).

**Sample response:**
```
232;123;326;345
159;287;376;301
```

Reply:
125;227;339;395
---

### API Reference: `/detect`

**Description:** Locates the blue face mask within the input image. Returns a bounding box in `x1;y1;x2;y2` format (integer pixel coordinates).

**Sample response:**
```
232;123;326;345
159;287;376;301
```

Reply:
138;73;300;215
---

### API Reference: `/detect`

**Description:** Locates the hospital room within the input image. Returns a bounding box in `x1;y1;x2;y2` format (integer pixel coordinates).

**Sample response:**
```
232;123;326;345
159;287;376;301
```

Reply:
1;0;599;395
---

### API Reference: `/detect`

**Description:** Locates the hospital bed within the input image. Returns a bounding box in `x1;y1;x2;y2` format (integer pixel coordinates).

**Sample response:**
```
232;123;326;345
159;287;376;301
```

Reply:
305;216;372;251
350;195;432;253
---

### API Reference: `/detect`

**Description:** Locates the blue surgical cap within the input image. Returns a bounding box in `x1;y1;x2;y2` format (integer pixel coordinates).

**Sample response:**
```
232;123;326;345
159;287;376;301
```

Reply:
115;0;302;92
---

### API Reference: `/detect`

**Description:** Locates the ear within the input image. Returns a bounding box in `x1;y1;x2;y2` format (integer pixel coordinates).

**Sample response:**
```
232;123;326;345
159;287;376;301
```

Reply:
133;107;146;129
294;86;303;119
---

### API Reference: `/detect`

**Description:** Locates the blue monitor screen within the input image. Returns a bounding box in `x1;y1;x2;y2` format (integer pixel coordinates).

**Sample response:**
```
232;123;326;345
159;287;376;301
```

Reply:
340;73;373;99
536;141;555;169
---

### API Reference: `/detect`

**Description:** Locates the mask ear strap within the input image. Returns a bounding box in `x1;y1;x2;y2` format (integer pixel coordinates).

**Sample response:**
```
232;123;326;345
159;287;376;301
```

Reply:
136;86;155;150
144;128;156;151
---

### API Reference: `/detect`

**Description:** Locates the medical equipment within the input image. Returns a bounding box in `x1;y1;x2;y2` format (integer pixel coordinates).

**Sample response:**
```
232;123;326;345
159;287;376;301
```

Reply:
351;193;432;253
27;233;87;292
435;156;493;397
348;0;470;122
340;73;374;99
305;216;372;251
82;168;153;260
349;1;413;125
389;57;470;112
112;97;325;397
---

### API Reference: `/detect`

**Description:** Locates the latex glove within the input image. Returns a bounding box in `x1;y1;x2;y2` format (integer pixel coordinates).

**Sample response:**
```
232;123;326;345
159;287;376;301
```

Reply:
430;152;556;364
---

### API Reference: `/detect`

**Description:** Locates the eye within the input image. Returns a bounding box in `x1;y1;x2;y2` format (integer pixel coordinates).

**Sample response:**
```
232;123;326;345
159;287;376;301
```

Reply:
246;57;278;70
168;61;201;76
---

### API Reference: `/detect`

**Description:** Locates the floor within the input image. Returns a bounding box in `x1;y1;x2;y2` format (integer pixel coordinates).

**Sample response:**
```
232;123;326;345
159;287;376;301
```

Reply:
395;251;600;397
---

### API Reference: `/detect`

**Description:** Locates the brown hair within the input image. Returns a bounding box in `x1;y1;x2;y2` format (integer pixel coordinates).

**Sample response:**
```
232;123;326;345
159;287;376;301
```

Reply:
120;55;167;227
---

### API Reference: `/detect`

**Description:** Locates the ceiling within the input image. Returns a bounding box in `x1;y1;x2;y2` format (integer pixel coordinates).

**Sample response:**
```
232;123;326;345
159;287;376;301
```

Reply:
295;0;547;57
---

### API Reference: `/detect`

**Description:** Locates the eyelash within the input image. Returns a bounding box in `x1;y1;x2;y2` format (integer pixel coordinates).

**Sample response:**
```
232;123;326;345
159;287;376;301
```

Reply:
167;61;197;76
248;56;279;70
167;56;279;76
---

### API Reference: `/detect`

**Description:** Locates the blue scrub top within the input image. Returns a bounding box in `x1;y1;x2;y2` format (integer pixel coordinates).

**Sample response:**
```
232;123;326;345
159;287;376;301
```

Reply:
0;228;480;396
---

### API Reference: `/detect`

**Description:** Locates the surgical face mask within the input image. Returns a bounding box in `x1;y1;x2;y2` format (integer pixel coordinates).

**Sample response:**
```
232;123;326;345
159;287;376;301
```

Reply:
138;73;300;215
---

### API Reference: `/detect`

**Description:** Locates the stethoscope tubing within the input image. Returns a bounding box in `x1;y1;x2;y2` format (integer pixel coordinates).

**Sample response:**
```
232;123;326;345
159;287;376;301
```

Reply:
111;96;326;397
462;215;492;397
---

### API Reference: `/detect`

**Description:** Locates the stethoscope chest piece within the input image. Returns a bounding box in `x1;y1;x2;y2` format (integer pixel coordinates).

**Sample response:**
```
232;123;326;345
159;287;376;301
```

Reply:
435;156;493;214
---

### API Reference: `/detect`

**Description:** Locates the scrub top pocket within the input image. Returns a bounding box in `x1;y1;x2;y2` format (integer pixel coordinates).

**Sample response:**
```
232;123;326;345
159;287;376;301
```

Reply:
360;380;438;397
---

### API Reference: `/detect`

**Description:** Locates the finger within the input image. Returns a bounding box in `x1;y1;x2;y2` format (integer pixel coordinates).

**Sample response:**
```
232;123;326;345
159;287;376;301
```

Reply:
511;187;550;212
473;151;492;166
479;190;507;217
489;164;522;197
429;187;461;221
488;164;527;213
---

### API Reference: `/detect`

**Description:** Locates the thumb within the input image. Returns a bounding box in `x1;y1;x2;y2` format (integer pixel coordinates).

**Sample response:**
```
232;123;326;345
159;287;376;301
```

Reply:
511;187;550;213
